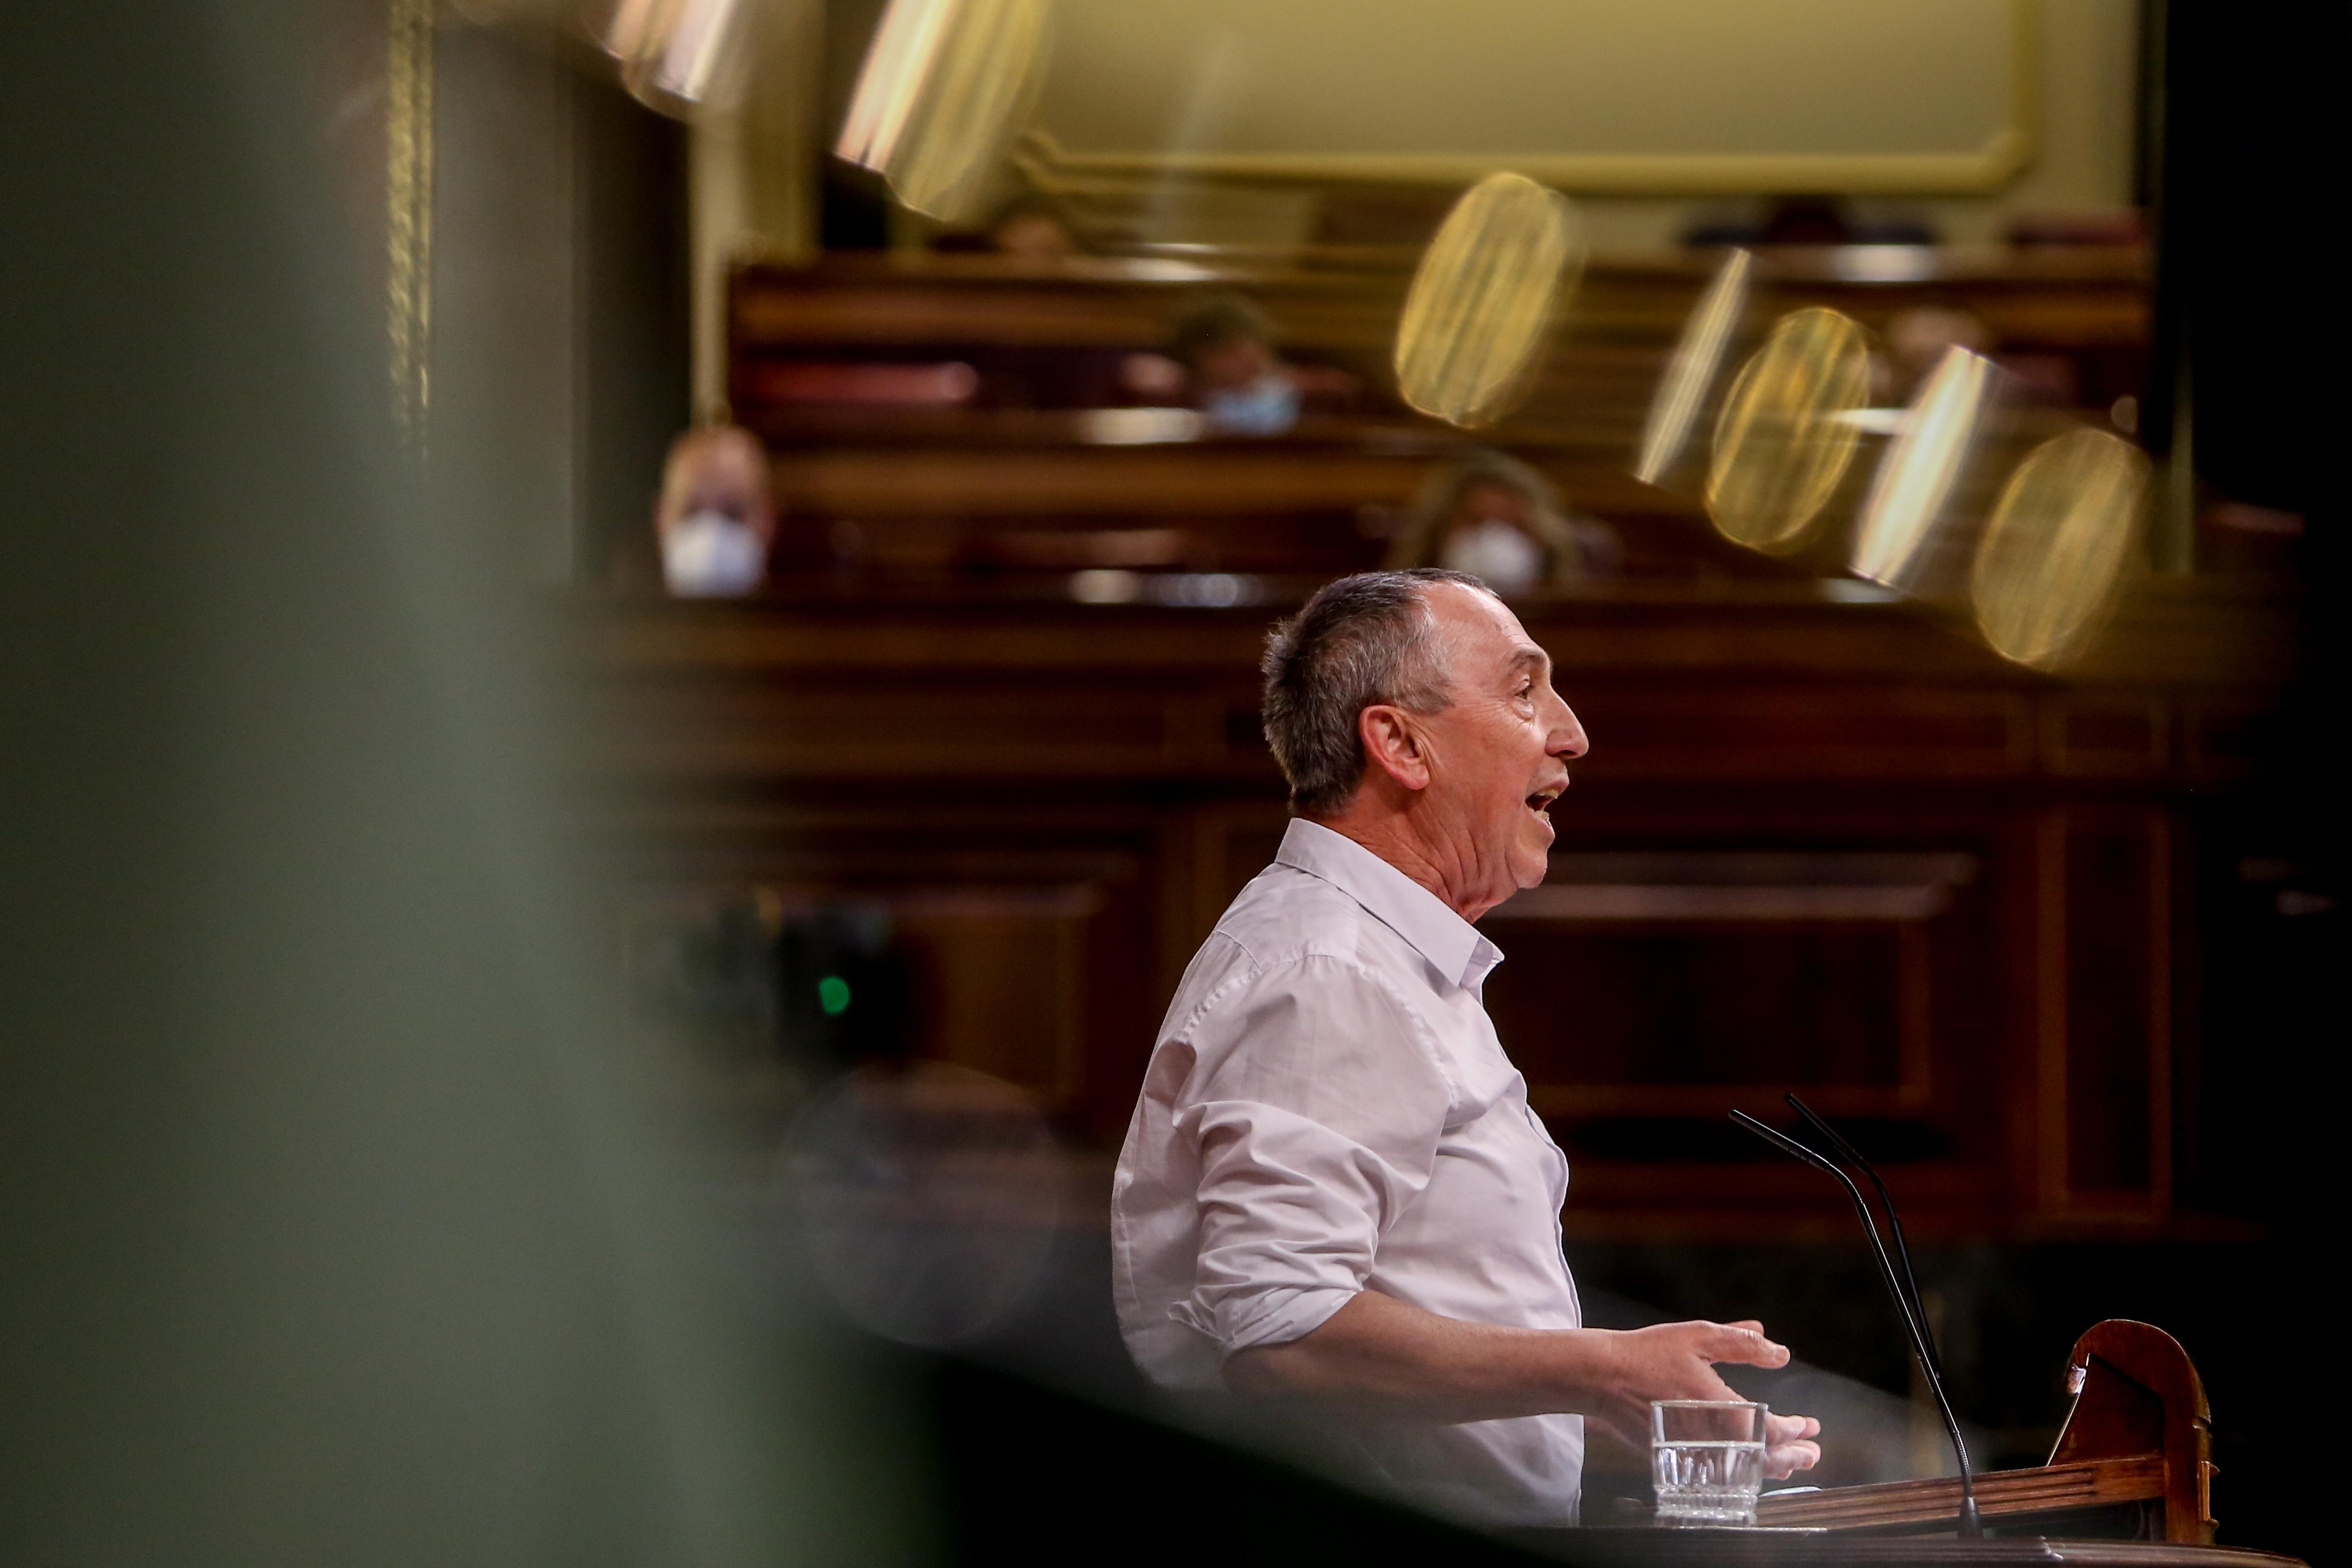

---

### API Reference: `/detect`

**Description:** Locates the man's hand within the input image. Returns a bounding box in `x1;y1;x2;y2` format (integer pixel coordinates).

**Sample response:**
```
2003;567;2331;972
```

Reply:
1592;1319;1820;1479
1225;1293;1820;1479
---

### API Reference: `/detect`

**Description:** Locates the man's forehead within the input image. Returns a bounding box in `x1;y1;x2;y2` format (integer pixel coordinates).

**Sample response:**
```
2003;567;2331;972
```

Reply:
1426;581;1549;669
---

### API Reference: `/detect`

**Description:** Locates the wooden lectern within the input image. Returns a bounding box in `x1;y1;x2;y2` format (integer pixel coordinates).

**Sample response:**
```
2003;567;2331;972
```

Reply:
1754;1320;2220;1543
1520;1320;2303;1568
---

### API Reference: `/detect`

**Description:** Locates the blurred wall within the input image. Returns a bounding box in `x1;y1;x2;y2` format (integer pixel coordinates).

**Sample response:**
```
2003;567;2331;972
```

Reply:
430;24;690;581
688;2;826;415
1583;0;2142;245
1020;0;2137;247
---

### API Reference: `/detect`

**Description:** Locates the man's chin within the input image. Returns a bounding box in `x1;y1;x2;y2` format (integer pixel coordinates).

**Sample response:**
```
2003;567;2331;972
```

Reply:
1513;827;1555;887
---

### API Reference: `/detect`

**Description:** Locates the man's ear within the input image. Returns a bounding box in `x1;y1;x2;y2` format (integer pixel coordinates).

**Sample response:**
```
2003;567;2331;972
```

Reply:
1359;704;1432;792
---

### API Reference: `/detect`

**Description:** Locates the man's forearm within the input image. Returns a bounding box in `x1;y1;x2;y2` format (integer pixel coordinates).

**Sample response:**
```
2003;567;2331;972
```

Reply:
1224;1289;1822;1480
1223;1289;1622;1424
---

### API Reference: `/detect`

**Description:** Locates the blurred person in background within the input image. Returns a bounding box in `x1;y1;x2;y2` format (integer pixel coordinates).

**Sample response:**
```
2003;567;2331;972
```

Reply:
1385;450;1622;593
657;424;778;597
931;193;1081;261
1879;304;1990;403
1122;294;1355;435
1682;196;1936;248
1883;303;2088;406
1113;570;1820;1528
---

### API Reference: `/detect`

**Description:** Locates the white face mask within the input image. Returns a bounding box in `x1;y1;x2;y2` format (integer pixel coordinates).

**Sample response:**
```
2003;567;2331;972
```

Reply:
1441;518;1545;593
662;509;767;597
1201;374;1301;437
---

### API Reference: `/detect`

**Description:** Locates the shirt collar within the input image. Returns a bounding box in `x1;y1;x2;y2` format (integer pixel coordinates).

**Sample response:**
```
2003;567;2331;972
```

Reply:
1276;818;1505;993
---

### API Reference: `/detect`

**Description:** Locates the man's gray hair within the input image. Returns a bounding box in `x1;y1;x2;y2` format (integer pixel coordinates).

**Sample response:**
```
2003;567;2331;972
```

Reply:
1260;569;1491;816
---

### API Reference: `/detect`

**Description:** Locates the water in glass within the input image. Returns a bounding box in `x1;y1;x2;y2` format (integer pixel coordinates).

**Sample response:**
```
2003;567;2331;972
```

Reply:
1651;1399;1769;1525
1652;1437;1765;1523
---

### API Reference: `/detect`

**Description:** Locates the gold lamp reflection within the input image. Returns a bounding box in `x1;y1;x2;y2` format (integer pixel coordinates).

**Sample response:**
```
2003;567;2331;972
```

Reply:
1394;173;1584;429
1635;248;1750;486
836;0;1051;224
1705;307;1870;552
1971;429;2150;670
1851;346;1999;589
604;0;751;109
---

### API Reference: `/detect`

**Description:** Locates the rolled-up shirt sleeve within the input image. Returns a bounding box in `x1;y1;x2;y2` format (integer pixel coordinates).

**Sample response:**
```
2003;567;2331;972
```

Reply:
1164;955;1459;1356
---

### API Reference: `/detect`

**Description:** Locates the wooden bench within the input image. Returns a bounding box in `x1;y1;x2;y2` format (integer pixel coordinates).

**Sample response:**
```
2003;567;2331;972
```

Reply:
724;248;2150;587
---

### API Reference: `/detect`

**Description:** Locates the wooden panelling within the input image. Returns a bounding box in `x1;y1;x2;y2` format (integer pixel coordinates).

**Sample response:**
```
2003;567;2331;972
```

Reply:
1565;686;2036;780
1500;924;1916;1107
2060;813;2171;1208
571;575;2287;1236
591;654;2057;785
609;801;1160;1126
2045;696;2170;778
1485;852;1971;1124
732;249;2149;369
593;677;1181;779
2024;808;2174;1224
867;886;1092;1103
771;447;1435;517
754;438;1775;583
2183;698;2277;783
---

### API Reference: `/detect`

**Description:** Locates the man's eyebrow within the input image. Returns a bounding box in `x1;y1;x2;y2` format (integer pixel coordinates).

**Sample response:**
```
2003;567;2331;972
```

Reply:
1508;645;1549;673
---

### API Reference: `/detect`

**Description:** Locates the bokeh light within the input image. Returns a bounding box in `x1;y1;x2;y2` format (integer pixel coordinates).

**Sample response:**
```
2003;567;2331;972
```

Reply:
837;0;1054;223
1635;247;1752;486
1850;346;2000;590
1705;307;1871;553
604;0;755;110
1971;428;2151;670
1393;172;1584;430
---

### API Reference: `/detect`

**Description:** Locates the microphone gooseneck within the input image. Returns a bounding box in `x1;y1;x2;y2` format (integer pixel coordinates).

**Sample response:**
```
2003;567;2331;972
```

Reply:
1782;1094;1943;1381
1730;1100;1981;1538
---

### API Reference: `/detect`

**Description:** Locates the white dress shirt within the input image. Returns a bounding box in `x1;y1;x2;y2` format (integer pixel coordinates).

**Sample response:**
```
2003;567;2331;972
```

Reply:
1112;818;1585;1527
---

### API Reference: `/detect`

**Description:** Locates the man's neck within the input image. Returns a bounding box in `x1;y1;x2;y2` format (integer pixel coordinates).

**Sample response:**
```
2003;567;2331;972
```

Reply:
1305;809;1495;923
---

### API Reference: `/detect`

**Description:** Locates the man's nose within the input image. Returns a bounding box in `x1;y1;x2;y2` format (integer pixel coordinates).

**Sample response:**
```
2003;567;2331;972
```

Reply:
1551;700;1588;759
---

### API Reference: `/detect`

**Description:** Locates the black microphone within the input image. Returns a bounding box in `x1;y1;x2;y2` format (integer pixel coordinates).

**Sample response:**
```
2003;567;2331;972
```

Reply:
1782;1094;1943;1383
1731;1096;1981;1538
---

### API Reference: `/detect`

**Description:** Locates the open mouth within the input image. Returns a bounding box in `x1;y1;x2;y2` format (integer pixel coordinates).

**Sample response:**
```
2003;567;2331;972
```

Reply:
1525;780;1566;820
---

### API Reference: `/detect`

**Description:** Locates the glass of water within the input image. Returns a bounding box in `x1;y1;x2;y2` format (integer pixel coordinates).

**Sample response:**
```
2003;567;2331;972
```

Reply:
1651;1399;1769;1525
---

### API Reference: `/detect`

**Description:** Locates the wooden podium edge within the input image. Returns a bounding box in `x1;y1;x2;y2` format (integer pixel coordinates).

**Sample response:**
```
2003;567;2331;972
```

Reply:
1755;1455;2166;1532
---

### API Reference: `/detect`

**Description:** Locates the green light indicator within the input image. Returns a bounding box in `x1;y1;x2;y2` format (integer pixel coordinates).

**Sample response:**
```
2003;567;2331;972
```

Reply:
817;975;852;1016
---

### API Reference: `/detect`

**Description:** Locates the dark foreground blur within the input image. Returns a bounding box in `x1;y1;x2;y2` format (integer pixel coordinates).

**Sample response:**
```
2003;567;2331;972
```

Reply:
0;6;910;1563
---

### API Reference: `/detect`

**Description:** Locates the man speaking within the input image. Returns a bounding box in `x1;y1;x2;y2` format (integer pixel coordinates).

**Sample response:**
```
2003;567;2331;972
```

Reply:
1113;571;1821;1526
